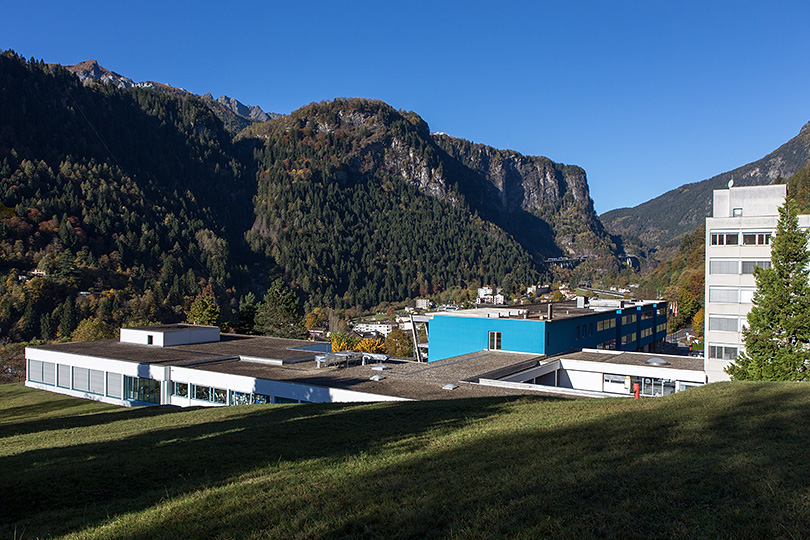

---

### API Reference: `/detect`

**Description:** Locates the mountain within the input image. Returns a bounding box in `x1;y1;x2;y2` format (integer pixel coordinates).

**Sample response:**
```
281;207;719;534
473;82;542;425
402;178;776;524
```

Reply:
601;122;810;252
56;59;147;89
60;59;278;133
212;94;280;123
0;51;622;341
240;98;621;306
0;51;257;340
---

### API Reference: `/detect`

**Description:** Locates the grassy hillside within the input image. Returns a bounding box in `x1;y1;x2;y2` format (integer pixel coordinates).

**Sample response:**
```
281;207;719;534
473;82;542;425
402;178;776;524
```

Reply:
3;383;810;539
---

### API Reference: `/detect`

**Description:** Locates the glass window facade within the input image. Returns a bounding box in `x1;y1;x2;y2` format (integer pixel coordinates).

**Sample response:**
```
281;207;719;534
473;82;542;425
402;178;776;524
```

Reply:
125;376;161;404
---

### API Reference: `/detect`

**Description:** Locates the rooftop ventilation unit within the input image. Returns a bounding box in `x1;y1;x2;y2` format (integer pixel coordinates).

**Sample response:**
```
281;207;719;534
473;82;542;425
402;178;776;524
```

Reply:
369;375;385;381
644;357;671;366
442;383;459;390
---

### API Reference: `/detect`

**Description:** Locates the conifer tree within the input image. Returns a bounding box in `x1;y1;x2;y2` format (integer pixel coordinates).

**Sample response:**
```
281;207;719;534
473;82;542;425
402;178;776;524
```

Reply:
727;199;810;380
185;285;220;326
254;279;308;339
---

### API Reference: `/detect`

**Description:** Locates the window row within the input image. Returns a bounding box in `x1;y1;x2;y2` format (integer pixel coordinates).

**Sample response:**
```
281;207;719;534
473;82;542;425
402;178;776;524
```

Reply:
708;287;755;304
622;314;636;325
597;318;616;331
28;360;128;400
171;381;301;405
621;332;636;345
709;260;771;275
709;345;738;360
575;323;594;340
710;232;771;246
708;316;740;333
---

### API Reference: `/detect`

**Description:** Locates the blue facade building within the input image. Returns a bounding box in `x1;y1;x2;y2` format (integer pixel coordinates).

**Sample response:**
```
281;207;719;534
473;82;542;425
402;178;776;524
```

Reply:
427;299;667;362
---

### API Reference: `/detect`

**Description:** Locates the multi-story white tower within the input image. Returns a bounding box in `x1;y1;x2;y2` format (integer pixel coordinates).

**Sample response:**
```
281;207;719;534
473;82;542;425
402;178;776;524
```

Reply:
703;183;810;382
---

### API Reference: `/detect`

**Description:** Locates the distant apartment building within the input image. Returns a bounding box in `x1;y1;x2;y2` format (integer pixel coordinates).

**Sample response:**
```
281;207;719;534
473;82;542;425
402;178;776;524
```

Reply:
352;321;397;337
704;184;810;382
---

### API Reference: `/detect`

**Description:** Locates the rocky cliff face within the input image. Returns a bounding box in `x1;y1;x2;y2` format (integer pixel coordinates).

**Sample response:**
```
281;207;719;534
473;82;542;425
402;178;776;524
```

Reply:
432;135;590;212
215;95;279;122
59;59;151;89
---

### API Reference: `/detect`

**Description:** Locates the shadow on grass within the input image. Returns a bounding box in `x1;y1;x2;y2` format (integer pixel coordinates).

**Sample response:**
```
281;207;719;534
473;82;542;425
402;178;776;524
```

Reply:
0;394;531;538
45;382;810;540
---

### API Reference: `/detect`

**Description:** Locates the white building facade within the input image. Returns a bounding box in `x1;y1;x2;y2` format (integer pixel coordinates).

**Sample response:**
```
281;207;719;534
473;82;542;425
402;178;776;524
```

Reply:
704;184;810;382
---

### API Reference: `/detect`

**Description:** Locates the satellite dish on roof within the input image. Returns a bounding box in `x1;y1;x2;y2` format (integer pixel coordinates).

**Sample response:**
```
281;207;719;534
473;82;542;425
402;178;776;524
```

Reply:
728;178;734;188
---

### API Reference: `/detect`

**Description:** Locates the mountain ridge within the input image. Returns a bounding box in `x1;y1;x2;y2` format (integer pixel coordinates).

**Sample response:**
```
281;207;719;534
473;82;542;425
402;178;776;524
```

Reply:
601;121;810;251
58;59;279;133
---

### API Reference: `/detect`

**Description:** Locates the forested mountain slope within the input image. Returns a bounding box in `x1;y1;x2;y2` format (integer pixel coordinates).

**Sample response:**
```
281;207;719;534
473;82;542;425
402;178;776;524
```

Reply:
1;51;622;341
241;99;622;306
601;121;810;251
0;51;257;340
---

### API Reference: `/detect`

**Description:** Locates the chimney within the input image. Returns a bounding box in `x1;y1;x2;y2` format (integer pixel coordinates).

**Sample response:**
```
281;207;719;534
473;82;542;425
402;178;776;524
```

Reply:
547;303;553;320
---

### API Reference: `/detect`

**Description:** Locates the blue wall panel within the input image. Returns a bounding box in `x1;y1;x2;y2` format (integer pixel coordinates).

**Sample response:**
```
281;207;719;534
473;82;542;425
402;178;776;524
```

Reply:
428;316;546;361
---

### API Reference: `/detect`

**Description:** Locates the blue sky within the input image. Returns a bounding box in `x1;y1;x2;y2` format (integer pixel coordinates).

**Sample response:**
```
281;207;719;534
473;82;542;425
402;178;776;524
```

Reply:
3;0;809;214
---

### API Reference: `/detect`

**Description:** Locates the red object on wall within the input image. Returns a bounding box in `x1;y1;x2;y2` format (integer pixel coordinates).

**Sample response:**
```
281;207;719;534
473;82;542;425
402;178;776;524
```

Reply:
633;383;640;399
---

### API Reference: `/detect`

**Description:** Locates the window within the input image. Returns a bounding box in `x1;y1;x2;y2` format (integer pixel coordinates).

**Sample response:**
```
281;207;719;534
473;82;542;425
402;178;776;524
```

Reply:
252;393;271;404
28;359;55;385
597;319;615;332
711;233;739;245
57;364;70;388
73;367;90;392
488;331;502;350
742;233;771;245
147;335;153;345
709;345;738;360
641;328;653;338
740;289;755;303
742;261;771;274
89;369;105;395
621;332;637;345
709;316;738;332
709;287;739;303
575;326;580;340
172;381;189;397
710;260;738;274
191;384;227;404
733;208;743;217
125;376;161;404
193;384;210;401
622;313;636;325
641;311;653;321
657;322;667;333
597;340;617;350
107;373;123;399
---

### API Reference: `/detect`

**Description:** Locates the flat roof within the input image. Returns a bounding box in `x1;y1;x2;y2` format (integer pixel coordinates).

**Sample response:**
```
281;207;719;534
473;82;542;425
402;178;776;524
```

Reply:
125;323;218;332
555;349;704;371
29;335;553;401
428;300;662;322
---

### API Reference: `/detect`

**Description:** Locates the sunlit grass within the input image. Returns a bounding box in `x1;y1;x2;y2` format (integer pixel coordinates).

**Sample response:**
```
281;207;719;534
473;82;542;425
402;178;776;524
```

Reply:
2;382;810;539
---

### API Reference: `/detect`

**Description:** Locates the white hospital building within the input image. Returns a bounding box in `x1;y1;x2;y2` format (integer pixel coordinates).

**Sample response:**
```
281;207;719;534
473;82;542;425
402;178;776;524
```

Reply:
704;183;810;381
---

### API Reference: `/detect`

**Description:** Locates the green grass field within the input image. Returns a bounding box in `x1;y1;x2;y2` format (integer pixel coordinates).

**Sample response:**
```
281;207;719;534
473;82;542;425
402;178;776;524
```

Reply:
2;382;810;539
